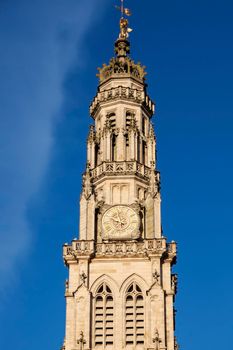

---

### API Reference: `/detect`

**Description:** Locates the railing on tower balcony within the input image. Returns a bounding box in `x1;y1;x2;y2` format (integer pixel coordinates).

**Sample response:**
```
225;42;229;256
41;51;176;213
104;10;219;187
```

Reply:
90;160;151;181
63;238;171;261
95;238;166;256
90;86;155;117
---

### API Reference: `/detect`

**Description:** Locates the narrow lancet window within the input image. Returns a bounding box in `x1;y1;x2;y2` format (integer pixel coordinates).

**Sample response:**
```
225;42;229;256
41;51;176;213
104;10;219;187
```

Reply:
125;133;130;160
142;140;148;165
94;283;114;349
95;144;100;167
125;283;145;347
111;134;117;161
142;116;145;135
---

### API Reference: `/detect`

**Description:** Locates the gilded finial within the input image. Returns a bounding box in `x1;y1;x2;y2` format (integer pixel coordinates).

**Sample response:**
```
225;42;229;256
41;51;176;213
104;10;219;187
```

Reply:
115;0;133;39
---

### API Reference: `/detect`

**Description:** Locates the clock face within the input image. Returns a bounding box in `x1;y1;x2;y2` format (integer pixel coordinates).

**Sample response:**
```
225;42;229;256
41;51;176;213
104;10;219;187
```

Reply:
102;205;140;240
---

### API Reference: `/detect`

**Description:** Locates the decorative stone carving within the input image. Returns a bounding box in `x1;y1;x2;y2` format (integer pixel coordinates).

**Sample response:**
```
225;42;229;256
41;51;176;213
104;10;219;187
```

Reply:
116;243;123;253
106;163;114;172
90;161;151;181
152;269;160;285
130;201;142;215
128;116;138;132
126;162;134;171
121;87;127;97
148;170;160;198
171;274;178;294
97;55;146;83
153;329;162;350
115;127;120;135
95;187;105;203
103;118;111;134
80;272;87;286
77;331;86;350
136;90;142;101
167;241;177;254
82;164;93;200
149;123;156;141
90;86;154;118
96;202;109;215
87;125;95;144
115;162;124;172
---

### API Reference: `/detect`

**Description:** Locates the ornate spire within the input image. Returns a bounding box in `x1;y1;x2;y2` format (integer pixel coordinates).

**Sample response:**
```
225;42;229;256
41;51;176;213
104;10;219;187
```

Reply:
96;1;146;84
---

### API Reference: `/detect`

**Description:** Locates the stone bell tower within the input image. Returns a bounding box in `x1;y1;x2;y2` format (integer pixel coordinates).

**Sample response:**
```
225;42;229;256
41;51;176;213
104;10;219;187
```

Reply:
62;10;178;350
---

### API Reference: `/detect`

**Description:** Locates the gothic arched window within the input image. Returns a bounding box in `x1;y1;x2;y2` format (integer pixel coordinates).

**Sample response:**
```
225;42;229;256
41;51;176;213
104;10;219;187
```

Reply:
125;283;145;347
108;113;116;131
94;143;100;167
126;111;133;129
111;133;117;161
142;140;148;165
137;136;141;162
125;133;130;160
94;283;114;348
107;112;117;162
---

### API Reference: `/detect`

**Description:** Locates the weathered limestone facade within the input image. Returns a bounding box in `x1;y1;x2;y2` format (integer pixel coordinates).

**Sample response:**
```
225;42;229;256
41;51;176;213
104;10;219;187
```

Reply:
62;18;177;350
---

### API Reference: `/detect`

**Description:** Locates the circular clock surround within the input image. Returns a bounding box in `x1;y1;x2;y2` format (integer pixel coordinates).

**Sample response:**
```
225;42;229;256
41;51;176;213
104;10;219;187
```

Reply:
102;205;140;240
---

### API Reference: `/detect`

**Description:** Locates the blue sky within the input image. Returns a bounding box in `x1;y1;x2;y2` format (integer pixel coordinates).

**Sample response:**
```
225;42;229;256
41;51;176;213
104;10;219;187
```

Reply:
0;0;233;349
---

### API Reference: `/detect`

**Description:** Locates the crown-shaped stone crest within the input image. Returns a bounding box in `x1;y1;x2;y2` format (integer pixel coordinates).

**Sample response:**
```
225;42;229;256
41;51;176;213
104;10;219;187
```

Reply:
97;55;146;83
97;23;146;84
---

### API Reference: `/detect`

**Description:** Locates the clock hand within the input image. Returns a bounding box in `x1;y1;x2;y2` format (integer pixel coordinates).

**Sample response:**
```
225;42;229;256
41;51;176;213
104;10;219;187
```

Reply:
116;209;121;222
111;214;125;228
111;217;121;223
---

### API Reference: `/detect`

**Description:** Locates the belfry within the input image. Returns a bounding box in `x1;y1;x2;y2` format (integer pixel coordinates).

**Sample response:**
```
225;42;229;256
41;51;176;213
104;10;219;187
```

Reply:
62;4;178;350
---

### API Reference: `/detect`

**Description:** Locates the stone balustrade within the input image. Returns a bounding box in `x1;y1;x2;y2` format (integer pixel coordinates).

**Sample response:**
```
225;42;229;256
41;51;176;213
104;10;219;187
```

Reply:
95;238;166;257
90;160;151;181
90;86;155;117
63;238;174;264
63;240;95;258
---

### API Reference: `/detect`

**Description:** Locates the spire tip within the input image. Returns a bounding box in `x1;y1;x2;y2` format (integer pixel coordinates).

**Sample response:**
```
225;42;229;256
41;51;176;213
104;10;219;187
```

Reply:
115;0;133;40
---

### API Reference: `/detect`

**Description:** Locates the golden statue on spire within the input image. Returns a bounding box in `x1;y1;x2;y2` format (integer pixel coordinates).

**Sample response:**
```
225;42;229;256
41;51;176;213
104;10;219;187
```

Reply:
115;0;133;39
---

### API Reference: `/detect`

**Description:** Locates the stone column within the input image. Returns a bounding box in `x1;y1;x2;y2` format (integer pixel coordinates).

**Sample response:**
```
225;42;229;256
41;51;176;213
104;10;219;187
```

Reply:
99;132;103;164
154;193;162;238
162;260;175;350
117;128;125;161
140;136;143;163
165;291;175;350
87;194;96;240
65;295;76;350
129;130;135;160
87;140;95;169
87;141;91;165
79;195;87;240
106;131;111;161
102;133;106;161
135;134;139;162
152;138;156;166
90;142;95;168
148;138;153;166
